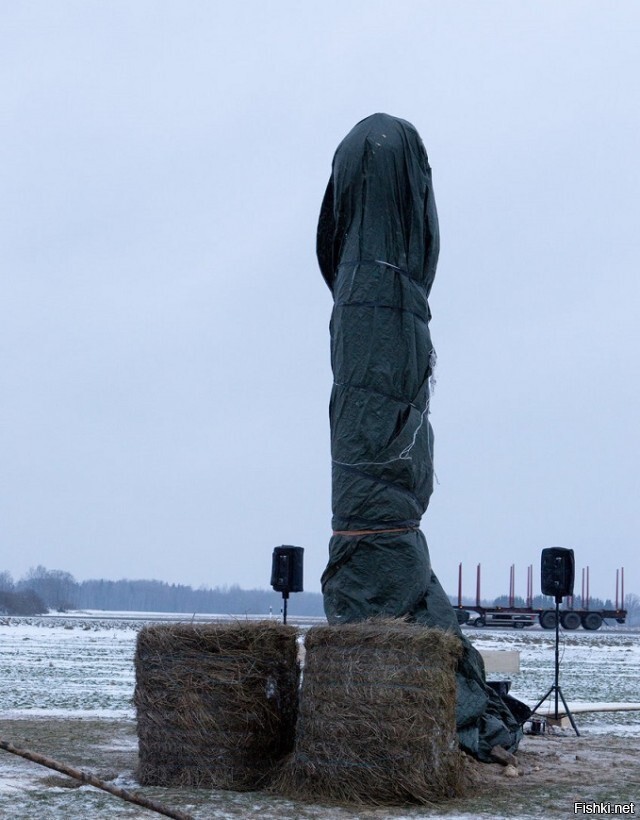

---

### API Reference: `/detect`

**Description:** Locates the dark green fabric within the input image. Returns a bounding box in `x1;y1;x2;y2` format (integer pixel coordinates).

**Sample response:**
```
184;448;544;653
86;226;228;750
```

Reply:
318;113;524;761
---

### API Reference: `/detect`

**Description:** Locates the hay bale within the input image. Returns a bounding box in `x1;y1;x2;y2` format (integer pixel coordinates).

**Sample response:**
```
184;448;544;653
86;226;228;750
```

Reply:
134;621;299;790
272;620;465;805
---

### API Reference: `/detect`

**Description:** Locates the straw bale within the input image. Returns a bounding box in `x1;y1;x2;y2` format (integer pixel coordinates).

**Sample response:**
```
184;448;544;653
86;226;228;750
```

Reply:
272;619;466;805
134;621;299;790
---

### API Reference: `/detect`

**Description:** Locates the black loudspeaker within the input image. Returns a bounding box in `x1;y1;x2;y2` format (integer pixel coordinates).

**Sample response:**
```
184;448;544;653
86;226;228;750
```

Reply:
270;546;304;594
541;547;575;600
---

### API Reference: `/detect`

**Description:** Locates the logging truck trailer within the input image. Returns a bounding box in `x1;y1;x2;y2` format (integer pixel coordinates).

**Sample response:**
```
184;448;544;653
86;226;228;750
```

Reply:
456;605;627;631
456;562;627;630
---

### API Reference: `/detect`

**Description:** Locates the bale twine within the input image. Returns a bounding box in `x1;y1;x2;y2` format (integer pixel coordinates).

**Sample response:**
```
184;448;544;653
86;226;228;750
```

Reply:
134;621;299;790
272;620;465;806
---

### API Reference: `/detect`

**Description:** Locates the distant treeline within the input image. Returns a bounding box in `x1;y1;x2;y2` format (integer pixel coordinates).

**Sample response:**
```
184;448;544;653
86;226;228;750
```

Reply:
72;578;326;617
1;566;638;624
0;566;325;616
0;589;47;616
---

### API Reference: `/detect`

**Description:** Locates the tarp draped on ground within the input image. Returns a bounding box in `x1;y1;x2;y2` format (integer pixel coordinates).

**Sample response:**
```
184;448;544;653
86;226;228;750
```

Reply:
317;113;524;762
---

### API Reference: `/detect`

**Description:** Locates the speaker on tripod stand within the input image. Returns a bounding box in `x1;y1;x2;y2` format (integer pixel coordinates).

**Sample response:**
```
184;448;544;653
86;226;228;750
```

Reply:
541;547;575;601
528;547;579;734
270;545;304;624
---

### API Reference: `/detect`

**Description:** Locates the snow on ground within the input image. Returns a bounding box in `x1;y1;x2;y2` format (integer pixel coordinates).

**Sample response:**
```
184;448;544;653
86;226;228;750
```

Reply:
1;616;639;818
467;627;640;734
1;615;639;725
0;620;136;716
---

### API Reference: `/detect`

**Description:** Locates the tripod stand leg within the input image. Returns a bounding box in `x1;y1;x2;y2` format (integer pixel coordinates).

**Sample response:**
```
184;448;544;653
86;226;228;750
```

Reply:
525;684;580;736
556;686;580;736
526;685;554;724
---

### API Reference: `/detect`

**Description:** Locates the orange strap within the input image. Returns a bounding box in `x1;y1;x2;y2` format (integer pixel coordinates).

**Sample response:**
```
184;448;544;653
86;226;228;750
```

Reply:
332;527;417;537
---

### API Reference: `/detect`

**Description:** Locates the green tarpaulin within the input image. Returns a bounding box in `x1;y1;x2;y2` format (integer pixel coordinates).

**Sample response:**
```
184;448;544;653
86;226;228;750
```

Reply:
317;113;525;761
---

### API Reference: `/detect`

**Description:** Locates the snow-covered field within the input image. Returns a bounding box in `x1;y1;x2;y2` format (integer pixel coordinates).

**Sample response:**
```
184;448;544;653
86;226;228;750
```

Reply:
469;627;640;734
2;613;638;729
1;614;639;819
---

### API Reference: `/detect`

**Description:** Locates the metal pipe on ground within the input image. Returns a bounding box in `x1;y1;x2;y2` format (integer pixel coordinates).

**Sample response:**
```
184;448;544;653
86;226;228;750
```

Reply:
0;738;193;820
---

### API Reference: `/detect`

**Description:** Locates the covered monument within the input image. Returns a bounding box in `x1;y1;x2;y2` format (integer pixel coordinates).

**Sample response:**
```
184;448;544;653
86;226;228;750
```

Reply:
317;113;525;761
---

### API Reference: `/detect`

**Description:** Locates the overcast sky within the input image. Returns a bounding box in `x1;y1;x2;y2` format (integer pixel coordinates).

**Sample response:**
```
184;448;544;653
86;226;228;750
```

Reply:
2;2;638;601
